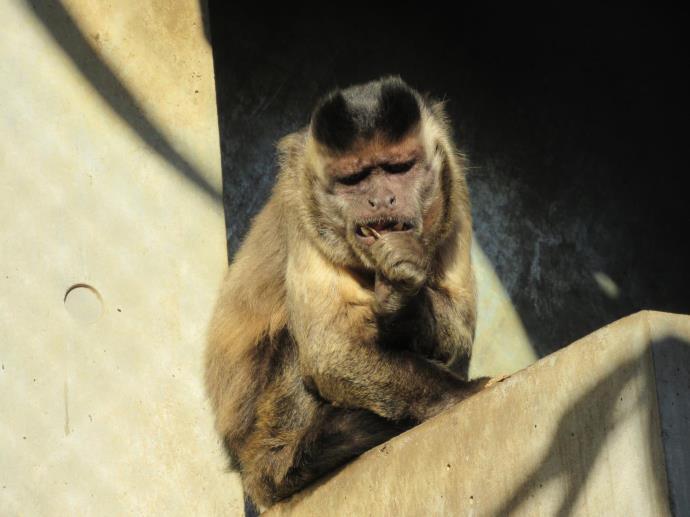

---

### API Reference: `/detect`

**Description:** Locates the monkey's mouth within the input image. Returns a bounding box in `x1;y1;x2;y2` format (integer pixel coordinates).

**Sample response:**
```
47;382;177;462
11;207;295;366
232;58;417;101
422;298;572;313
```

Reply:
354;219;414;242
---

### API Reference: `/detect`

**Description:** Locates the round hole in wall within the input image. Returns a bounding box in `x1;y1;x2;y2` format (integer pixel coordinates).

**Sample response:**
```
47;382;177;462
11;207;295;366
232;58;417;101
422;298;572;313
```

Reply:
64;284;103;325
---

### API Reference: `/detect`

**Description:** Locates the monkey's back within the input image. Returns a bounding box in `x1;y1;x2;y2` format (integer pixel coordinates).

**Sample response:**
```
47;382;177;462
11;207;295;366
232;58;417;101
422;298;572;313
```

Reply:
204;162;323;470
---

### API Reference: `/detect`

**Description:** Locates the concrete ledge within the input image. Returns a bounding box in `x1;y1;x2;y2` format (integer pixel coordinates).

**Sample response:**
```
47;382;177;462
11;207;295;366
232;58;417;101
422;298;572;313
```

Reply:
268;311;690;516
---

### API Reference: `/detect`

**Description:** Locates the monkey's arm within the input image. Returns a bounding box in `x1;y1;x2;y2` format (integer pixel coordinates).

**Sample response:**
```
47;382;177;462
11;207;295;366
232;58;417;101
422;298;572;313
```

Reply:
287;241;482;423
370;222;476;378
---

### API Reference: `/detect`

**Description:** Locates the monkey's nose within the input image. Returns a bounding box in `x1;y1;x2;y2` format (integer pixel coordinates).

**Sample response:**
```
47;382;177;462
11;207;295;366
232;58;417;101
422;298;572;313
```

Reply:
368;195;396;209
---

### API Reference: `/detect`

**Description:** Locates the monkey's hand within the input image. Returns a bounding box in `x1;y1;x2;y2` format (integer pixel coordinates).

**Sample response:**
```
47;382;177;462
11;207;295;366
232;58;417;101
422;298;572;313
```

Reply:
370;232;428;314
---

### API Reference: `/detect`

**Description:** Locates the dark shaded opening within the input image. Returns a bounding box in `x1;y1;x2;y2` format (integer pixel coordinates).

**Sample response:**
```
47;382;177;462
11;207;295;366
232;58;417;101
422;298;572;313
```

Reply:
207;3;690;358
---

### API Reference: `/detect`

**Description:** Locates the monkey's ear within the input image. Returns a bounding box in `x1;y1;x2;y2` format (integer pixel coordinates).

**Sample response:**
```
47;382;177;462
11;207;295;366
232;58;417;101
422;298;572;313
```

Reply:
311;92;357;152
377;78;422;142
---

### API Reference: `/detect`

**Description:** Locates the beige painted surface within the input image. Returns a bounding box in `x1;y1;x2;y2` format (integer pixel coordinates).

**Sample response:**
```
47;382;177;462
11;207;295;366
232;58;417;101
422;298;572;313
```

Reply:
471;242;537;378
269;311;686;516
0;1;242;515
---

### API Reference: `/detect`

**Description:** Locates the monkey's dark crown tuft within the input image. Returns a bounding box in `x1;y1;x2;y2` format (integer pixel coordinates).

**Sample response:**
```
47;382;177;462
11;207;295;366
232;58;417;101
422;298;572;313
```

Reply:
311;77;422;152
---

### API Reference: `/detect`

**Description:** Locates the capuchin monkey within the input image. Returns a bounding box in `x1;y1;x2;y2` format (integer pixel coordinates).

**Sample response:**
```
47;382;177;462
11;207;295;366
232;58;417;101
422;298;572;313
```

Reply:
206;76;489;510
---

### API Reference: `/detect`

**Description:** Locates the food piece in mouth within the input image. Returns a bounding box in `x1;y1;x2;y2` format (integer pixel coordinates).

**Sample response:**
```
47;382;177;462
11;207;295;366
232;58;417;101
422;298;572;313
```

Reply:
357;220;411;239
359;225;379;238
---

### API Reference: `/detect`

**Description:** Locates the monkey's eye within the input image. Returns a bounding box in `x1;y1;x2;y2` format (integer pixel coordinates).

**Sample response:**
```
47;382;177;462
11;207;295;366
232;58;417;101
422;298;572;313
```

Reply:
337;167;372;186
382;160;416;174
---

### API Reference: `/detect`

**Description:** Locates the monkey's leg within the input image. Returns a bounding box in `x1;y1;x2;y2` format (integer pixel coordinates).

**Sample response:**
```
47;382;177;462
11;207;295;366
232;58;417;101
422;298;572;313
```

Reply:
243;406;409;508
424;285;475;378
276;407;410;499
376;287;475;381
302;336;487;425
411;285;476;378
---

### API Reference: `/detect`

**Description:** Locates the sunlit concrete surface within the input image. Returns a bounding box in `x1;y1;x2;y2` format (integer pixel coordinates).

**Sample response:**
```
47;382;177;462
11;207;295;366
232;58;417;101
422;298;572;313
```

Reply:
0;1;242;515
470;240;537;378
268;311;689;516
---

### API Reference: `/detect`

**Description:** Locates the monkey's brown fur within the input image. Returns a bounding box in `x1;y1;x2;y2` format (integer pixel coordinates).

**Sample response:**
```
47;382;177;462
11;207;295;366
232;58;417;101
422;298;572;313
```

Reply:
205;77;484;509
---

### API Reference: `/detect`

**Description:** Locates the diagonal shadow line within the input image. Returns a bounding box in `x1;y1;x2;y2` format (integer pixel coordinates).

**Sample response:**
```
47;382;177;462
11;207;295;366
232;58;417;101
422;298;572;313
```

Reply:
198;0;211;44
493;351;656;516
25;0;222;205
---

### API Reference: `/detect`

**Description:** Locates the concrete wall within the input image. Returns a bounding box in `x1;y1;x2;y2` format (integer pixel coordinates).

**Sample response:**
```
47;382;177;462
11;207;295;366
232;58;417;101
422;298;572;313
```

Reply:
0;1;243;514
268;311;689;516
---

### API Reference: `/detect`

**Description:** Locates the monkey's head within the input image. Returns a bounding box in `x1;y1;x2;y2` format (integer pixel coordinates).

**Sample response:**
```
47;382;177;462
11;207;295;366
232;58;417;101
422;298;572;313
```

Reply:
293;76;465;271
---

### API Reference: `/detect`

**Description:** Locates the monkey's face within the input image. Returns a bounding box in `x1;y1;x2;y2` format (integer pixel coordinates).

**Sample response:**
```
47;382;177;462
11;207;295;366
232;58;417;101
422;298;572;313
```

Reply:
304;77;446;270
314;130;442;270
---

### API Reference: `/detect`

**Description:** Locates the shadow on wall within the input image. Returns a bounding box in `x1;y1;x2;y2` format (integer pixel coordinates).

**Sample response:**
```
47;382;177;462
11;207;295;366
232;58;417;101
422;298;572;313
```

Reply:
197;0;211;44
493;350;658;516
651;336;690;515
24;0;221;205
494;334;689;516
